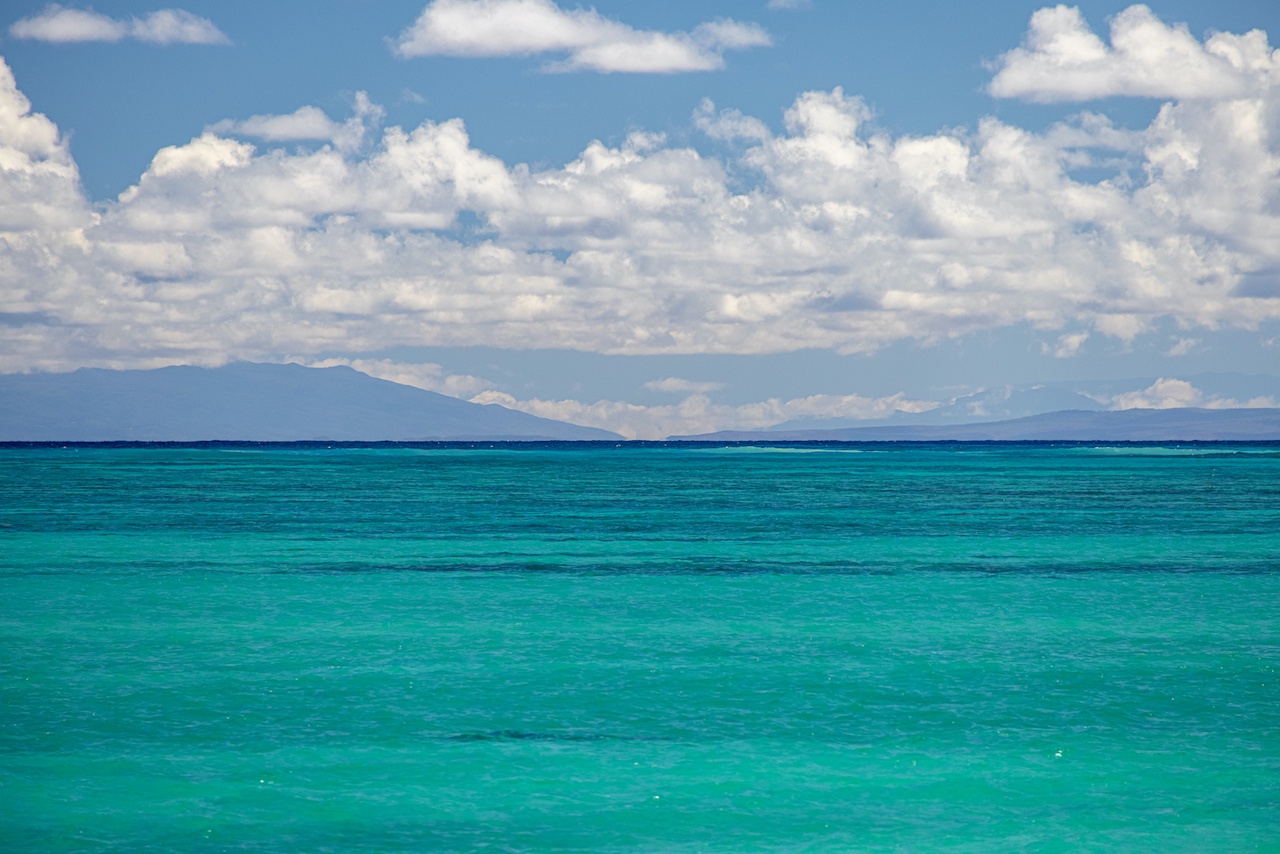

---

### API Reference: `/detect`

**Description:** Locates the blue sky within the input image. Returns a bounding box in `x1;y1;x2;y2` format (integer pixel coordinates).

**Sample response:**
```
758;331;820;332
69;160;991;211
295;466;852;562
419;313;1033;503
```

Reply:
2;0;1278;436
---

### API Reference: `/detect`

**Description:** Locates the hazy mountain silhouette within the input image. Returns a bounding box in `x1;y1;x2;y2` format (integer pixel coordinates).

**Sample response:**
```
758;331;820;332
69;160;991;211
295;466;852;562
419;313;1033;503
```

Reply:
671;408;1280;441
764;373;1280;432
0;363;621;441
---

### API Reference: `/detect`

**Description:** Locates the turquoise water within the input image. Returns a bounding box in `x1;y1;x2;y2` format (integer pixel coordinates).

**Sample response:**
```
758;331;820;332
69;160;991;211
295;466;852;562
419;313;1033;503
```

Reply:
2;443;1278;851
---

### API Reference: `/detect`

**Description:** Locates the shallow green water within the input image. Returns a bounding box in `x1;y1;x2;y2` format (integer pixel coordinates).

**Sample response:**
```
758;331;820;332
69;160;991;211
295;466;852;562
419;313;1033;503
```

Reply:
2;443;1278;851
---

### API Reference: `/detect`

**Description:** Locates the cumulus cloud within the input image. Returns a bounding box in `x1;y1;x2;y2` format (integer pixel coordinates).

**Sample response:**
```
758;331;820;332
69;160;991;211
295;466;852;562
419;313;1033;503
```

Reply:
693;97;771;142
989;4;1279;102
1046;331;1089;358
0;4;1278;382
207;94;385;153
1104;378;1280;410
392;0;770;72
0;59;92;234
9;5;229;45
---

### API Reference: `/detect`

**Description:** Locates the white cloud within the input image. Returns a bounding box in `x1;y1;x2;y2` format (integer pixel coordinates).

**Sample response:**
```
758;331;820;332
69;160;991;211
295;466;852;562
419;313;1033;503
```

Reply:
127;9;229;44
210;107;341;143
0;6;1278;378
9;6;122;42
1047;331;1089;357
143;133;252;178
1104;378;1280;410
693;98;771;142
1107;377;1203;408
10;5;229;45
207;94;385;153
989;4;1278;102
767;0;812;10
0;58;91;234
392;0;770;73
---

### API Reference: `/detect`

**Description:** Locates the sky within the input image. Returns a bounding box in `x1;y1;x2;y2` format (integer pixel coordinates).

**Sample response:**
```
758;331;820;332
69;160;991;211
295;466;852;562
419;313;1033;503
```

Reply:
1;0;1278;438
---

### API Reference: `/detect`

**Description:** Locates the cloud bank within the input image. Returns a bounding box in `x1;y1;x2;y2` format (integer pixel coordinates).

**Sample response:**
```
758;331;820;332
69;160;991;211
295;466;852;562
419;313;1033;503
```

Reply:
9;5;229;45
469;389;938;440
0;5;1278;398
297;358;1280;438
300;358;934;438
392;0;770;73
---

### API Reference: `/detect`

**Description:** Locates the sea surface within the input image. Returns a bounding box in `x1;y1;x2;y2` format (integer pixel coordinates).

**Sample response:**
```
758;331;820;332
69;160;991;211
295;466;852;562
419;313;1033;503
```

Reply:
1;442;1278;852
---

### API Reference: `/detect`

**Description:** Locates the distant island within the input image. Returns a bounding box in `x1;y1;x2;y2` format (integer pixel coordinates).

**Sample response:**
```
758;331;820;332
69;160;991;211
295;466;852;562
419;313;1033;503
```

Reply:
0;363;620;441
669;408;1280;442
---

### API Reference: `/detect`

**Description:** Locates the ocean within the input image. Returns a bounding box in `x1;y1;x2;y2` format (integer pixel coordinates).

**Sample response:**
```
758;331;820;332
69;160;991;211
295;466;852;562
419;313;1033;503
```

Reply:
2;442;1278;851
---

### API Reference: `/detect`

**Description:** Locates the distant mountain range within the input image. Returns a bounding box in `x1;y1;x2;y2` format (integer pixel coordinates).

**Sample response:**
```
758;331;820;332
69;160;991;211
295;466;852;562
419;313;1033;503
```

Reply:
0;363;620;441
4;363;1279;443
767;373;1280;431
671;408;1280;442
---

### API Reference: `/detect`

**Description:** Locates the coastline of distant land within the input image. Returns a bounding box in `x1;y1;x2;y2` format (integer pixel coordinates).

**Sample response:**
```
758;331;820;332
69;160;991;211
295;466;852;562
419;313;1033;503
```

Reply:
668;408;1280;442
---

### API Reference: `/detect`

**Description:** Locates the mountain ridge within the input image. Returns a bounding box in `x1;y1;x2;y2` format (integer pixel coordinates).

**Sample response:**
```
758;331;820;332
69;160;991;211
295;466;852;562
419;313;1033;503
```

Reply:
0;362;621;441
